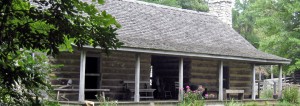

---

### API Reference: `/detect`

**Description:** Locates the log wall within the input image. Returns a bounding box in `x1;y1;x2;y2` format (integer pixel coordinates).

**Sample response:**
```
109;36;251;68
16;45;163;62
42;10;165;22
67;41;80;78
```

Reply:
190;59;218;90
190;59;252;98
51;51;81;101
51;50;151;100
226;61;252;98
101;52;151;100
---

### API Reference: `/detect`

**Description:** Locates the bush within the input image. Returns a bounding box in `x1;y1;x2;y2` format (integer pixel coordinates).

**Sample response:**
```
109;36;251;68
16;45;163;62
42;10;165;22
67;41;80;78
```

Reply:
42;100;60;106
244;102;259;106
178;86;205;106
276;100;294;106
282;85;299;104
225;99;243;106
260;88;273;99
96;94;118;106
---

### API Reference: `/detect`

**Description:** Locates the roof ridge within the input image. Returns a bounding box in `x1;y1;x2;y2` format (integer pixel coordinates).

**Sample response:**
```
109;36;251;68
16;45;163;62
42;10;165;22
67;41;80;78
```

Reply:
116;0;216;17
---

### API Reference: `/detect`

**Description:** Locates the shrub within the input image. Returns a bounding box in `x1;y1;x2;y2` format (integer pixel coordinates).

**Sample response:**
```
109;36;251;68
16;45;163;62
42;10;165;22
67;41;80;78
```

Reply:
276;100;294;106
225;99;243;106
244;102;259;106
260;88;273;99
42;100;60;106
282;85;299;104
96;94;118;106
179;86;205;106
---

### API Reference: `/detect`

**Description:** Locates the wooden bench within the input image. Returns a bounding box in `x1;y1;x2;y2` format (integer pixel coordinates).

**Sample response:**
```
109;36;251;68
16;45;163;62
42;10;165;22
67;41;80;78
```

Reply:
123;80;156;99
129;89;156;99
54;88;110;100
224;89;244;100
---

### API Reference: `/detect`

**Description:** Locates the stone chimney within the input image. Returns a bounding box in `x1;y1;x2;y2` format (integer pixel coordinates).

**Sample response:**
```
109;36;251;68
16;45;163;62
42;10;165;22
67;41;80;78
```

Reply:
208;0;234;27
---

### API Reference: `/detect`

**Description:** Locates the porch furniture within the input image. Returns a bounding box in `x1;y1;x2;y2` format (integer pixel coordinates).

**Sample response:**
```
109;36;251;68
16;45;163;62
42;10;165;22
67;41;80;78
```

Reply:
54;88;110;101
224;89;244;100
207;89;218;99
123;80;156;99
129;89;156;99
164;90;172;99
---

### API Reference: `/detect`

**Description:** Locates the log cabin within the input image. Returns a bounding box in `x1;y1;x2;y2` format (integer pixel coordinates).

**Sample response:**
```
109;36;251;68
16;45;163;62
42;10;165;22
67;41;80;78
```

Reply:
50;0;290;102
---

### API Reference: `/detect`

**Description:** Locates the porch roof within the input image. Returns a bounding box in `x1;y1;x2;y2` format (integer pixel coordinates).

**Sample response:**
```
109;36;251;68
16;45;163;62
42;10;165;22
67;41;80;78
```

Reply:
88;0;290;64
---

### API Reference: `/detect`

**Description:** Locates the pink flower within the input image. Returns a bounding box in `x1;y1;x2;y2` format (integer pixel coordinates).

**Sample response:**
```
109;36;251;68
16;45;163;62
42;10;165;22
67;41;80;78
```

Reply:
205;94;208;98
186;86;190;89
186;88;191;92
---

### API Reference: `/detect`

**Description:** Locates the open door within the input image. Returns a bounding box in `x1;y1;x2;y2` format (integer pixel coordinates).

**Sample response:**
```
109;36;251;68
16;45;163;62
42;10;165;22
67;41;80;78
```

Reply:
85;57;101;100
223;66;230;89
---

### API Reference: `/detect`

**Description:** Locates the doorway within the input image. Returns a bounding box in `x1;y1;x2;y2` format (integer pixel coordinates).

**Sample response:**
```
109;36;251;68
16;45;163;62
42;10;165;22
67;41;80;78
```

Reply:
223;66;230;89
85;57;101;99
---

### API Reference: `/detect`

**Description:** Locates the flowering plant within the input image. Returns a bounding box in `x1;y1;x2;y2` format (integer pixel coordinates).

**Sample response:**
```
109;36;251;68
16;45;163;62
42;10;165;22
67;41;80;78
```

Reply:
179;86;205;106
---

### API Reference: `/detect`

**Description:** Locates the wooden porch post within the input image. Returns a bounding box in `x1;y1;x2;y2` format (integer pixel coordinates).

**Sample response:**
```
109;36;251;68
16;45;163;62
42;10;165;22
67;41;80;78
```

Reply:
279;64;283;97
251;64;256;100
259;72;262;81
178;57;184;101
271;65;274;79
134;54;140;102
218;61;223;100
79;50;87;102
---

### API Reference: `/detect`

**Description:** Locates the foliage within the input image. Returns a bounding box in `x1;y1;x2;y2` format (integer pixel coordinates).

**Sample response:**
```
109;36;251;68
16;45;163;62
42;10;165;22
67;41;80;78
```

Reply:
225;99;262;106
0;0;122;105
0;50;57;105
96;94;118;106
178;0;209;12
244;102;259;106
260;88;274;99
276;100;296;106
233;0;300;74
141;0;209;12
232;0;260;48
179;86;205;106
281;85;299;104
42;100;60;106
225;99;243;106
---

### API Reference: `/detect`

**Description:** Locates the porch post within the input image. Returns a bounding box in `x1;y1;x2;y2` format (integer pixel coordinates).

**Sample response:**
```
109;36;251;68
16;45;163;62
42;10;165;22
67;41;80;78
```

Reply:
218;61;223;100
178;57;184;101
259;72;262;81
251;64;256;100
279;64;283;97
79;50;87;102
134;53;140;102
271;65;274;79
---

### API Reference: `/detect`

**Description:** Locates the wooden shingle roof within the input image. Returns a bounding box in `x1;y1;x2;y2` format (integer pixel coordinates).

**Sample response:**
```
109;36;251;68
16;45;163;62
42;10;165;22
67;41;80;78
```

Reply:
89;0;290;64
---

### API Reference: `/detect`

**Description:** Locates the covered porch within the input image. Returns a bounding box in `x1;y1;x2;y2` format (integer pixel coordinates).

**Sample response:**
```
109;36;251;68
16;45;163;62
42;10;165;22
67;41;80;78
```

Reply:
57;98;279;106
52;47;288;103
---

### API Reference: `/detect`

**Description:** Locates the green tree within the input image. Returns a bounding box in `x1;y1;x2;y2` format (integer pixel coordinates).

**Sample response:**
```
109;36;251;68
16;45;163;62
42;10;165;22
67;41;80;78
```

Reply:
232;0;259;48
233;0;300;74
141;0;209;12
179;0;209;12
142;0;180;8
0;0;122;105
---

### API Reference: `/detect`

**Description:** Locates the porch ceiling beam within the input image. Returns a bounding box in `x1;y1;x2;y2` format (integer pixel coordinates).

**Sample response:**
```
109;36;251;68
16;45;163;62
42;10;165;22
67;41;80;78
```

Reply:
79;50;87;102
134;53;140;102
218;61;223;100
178;57;184;101
81;46;290;64
251;64;256;100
